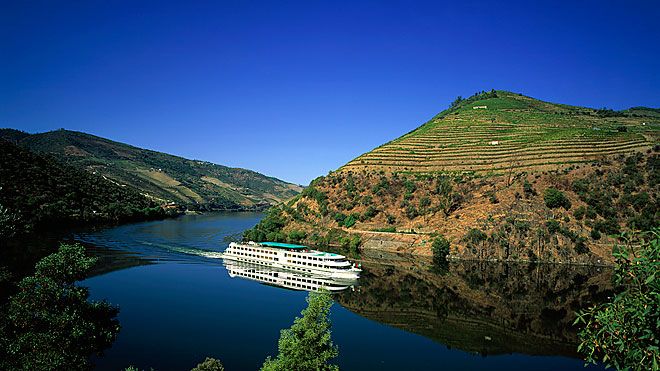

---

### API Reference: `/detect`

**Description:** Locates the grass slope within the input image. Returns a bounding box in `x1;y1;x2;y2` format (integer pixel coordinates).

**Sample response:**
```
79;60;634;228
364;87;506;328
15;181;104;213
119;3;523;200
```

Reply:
342;91;658;174
0;129;302;210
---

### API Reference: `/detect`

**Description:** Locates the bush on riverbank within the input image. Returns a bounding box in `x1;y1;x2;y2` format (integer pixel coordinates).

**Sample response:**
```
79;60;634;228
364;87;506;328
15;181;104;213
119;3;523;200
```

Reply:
575;229;659;370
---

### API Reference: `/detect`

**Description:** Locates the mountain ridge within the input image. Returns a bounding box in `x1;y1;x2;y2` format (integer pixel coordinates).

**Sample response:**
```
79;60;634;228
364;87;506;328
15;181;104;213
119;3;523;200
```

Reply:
0;128;303;211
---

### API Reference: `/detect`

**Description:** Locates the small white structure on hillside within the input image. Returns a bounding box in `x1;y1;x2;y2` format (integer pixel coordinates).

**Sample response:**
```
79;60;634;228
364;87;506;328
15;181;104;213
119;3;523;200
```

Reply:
489;140;499;145
473;105;487;109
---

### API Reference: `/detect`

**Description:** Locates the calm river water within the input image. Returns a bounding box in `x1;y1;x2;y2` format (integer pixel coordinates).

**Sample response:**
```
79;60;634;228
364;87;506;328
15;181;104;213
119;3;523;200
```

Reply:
63;212;608;370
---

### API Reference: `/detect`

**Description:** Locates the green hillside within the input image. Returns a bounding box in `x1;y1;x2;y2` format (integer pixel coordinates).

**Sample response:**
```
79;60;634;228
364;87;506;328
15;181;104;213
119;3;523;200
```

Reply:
342;91;658;174
0;139;171;235
0;129;302;211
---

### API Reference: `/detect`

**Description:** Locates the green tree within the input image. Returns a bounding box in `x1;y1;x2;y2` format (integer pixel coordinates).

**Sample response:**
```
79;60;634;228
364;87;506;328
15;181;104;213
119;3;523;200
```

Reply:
575;230;659;370
191;357;225;371
450;95;464;108
544;188;572;210
261;290;339;371
2;243;120;371
343;214;357;228
431;235;450;263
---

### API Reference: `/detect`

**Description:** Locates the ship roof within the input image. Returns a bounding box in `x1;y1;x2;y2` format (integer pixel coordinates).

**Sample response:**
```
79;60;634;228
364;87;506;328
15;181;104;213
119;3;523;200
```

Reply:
259;242;307;249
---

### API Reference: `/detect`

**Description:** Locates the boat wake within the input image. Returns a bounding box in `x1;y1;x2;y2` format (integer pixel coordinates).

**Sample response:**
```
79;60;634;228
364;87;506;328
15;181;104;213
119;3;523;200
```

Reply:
137;241;225;260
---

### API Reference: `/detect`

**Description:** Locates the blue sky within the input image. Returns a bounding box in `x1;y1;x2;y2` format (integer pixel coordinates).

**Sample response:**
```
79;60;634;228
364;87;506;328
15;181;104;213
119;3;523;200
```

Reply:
1;1;659;185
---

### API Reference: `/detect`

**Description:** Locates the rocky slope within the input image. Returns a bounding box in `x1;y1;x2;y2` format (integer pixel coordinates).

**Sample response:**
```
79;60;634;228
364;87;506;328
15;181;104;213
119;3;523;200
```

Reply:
244;91;659;264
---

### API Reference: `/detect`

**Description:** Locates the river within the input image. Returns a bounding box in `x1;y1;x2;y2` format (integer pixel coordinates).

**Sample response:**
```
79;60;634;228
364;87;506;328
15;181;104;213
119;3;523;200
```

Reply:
39;212;608;370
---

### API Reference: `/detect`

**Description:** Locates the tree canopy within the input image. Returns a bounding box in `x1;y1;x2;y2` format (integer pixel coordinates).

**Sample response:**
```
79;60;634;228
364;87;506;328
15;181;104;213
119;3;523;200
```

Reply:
1;243;120;371
261;290;339;371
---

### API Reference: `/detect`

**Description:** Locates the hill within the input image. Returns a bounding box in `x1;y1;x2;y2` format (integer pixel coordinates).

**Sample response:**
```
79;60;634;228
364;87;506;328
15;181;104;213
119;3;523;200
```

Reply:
343;90;657;174
244;91;659;264
0;139;172;236
0;129;302;211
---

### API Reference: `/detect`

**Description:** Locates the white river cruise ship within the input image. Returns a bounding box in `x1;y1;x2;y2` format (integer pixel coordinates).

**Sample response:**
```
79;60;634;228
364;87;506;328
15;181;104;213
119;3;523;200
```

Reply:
223;241;361;280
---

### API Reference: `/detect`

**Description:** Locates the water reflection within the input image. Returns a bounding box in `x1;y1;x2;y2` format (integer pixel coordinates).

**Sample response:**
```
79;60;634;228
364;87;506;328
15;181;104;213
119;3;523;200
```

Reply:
223;259;356;292
336;251;613;358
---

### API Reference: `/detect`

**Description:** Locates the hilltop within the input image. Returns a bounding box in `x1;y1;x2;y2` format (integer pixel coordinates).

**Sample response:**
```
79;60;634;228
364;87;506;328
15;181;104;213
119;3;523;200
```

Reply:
244;91;659;264
343;90;657;174
0;129;302;211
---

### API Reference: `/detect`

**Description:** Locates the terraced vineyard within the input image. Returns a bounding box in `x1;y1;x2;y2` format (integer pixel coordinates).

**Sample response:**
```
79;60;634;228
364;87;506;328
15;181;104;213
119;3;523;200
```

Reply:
342;91;658;174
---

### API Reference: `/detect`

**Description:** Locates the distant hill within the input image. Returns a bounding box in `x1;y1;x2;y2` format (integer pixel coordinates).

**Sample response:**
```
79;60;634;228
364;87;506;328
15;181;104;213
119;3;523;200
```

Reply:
0;139;171;235
0;129;302;211
244;91;659;265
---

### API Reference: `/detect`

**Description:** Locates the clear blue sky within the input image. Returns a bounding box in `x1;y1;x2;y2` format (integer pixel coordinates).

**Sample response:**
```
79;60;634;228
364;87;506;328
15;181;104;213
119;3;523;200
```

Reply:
2;1;659;185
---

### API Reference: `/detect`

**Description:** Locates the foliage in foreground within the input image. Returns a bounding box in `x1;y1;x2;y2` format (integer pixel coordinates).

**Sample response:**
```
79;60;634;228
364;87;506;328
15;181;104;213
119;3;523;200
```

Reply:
261;290;339;371
0;243;120;371
575;229;660;370
191;357;225;371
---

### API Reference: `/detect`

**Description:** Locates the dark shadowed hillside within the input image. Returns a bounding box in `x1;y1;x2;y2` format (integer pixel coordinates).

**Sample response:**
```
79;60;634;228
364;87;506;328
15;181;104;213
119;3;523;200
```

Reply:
0;139;172;235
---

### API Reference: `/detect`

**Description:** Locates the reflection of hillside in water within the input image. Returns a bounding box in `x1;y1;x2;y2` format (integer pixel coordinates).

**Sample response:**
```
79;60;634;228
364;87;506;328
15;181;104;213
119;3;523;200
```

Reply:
336;251;613;357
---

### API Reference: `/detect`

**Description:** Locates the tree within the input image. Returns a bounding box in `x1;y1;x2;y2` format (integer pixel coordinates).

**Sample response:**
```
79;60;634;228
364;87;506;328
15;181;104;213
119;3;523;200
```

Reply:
450;96;464;108
191;357;225;371
261;290;339;371
575;230;659;370
2;243;120;370
543;188;572;210
431;235;450;263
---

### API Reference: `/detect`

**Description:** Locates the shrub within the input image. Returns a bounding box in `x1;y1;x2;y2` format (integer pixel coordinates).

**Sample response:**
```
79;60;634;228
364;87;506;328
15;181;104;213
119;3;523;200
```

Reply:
361;206;378;221
431;235;450;263
573;206;586;220
595;218;621;235
333;212;346;226
465;228;487;245
544;188;572;210
574;237;589;254
523;180;537;197
192;357;225;371
575;230;660;370
546;219;561;234
287;230;307;243
405;204;418;219
343;214;357;228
